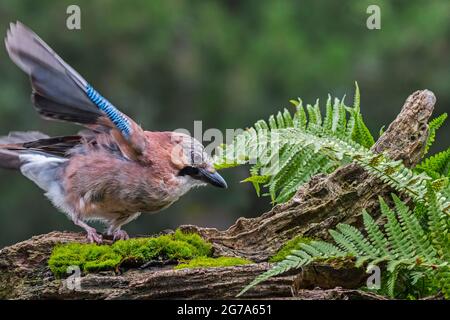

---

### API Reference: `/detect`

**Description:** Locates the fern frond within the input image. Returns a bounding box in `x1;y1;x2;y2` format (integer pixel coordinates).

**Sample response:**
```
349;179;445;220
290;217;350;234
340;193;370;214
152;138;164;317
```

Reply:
426;186;450;261
292;98;307;129
386;266;400;298
355;154;450;215
353;81;360;112
380;197;415;260
241;192;450;299
238;240;345;297
215;84;374;203
362;210;390;256
308;240;346;256
274;153;336;203
241;174;269;197
424;113;447;155
352;113;375;148
217;120;450;213
237;249;314;297
335;223;378;257
392;194;437;261
416;147;450;178
324;95;334;132
436;265;450;298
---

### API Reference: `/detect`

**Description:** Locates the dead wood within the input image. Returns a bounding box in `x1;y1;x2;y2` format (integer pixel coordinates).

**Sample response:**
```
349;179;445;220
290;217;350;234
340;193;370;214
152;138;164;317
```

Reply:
0;90;436;299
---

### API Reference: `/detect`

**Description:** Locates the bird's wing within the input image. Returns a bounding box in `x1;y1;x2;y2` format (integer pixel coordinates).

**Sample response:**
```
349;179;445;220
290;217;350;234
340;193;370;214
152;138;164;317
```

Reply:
5;21;147;161
0;131;82;169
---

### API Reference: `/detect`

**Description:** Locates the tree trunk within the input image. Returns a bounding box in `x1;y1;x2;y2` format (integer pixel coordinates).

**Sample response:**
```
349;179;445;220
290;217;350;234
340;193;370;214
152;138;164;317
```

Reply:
0;90;436;299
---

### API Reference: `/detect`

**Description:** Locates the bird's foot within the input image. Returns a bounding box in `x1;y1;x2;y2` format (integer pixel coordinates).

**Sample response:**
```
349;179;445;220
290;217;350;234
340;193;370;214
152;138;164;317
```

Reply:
86;229;103;244
112;229;129;241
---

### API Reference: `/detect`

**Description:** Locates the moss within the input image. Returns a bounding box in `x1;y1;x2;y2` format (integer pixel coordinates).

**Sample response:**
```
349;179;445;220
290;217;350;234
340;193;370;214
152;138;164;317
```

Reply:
171;229;212;257
48;229;212;276
112;237;156;261
174;256;253;270
48;243;122;276
269;235;313;262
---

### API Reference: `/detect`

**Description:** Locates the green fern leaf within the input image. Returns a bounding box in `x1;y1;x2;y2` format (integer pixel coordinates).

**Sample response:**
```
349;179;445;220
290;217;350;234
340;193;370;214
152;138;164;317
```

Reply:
416;147;450;178
240;194;449;299
362;210;390;256
424;113;447;155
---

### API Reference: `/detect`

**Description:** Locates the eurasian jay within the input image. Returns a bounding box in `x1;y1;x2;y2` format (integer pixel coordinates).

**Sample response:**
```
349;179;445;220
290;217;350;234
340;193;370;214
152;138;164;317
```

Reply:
0;22;227;243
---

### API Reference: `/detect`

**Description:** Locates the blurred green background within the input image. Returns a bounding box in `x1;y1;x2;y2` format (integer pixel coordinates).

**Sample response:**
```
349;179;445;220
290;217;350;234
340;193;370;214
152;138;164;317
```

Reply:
0;0;448;247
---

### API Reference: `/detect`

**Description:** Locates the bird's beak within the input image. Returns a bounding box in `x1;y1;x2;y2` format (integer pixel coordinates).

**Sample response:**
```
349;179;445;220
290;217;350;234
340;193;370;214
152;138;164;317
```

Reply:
198;168;228;189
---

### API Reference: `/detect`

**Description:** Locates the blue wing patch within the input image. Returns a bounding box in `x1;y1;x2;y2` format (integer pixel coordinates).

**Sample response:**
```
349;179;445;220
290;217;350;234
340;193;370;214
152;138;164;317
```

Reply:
85;84;131;138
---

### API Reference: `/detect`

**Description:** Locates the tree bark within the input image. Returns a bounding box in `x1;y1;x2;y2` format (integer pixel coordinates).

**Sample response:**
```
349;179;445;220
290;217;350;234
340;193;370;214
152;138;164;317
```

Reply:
0;231;379;299
0;90;436;300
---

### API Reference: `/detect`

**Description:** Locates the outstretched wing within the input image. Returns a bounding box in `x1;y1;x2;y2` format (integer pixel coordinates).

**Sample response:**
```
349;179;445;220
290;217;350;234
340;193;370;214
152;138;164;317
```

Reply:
5;21;147;160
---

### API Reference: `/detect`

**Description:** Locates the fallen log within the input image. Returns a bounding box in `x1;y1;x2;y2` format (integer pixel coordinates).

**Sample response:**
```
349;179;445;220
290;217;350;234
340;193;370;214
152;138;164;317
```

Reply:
0;90;436;299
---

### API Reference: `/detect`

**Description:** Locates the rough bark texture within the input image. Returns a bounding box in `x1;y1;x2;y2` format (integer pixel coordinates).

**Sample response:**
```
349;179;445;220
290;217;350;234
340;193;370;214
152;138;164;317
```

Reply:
0;231;377;299
0;90;436;300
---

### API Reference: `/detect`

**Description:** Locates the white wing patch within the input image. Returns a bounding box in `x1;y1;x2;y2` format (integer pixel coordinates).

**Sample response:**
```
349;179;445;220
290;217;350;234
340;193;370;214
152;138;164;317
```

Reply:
19;153;76;220
19;153;67;191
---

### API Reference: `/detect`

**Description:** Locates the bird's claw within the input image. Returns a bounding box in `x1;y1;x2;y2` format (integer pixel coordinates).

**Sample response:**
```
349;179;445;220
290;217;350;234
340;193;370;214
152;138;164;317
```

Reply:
113;229;129;241
86;230;103;244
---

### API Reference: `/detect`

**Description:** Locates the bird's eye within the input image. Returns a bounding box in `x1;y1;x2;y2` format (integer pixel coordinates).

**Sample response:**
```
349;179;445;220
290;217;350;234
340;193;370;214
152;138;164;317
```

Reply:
178;166;199;176
191;151;204;166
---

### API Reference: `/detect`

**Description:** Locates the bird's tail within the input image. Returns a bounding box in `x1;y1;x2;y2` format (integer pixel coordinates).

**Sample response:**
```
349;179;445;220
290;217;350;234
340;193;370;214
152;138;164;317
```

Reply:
5;21;103;125
0;131;69;194
0;149;21;170
0;131;49;170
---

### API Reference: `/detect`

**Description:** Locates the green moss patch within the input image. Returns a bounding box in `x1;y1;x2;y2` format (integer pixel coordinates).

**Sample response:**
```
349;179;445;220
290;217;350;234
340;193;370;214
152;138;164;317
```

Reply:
48;229;212;276
269;235;313;262
174;257;253;270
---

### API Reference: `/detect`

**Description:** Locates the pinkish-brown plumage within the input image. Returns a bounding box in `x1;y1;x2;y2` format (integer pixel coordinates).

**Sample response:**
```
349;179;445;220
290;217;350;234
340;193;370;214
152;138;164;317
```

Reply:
0;22;227;243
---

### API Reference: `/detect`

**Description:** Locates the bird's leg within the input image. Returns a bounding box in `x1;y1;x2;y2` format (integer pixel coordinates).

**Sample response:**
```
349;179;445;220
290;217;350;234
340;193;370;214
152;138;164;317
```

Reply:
73;218;103;244
106;225;129;241
106;214;140;241
114;229;129;241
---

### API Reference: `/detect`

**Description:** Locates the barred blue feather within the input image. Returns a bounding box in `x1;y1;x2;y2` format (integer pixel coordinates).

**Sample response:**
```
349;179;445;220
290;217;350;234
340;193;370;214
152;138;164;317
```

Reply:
85;85;131;138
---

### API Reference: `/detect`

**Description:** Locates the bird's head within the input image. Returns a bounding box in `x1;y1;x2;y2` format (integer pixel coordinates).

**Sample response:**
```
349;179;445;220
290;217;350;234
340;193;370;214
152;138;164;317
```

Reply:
150;131;227;189
172;132;227;189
